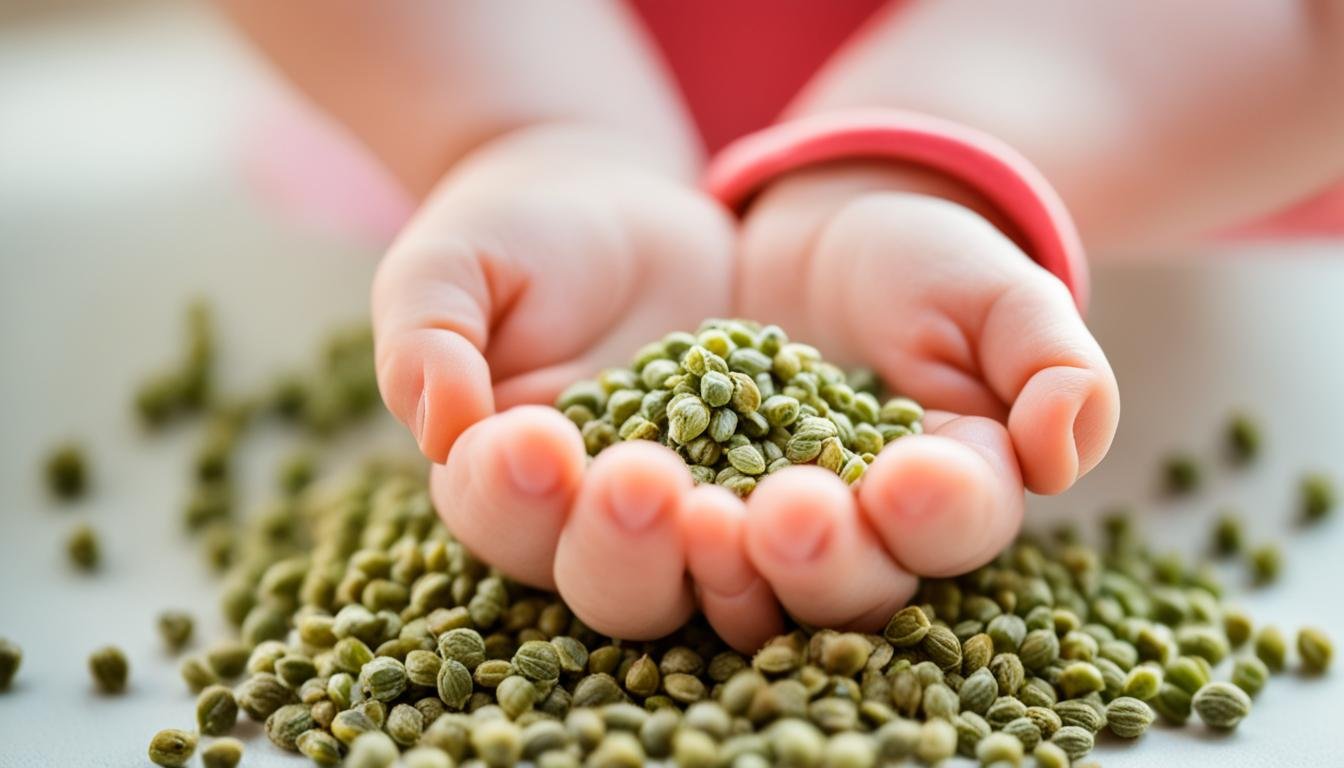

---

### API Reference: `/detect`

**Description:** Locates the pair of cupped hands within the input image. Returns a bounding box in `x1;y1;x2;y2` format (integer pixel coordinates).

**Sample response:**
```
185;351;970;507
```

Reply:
372;125;1119;652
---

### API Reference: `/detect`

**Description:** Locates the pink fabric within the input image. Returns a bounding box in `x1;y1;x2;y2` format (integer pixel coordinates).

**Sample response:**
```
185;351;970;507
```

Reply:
706;110;1090;312
626;0;888;154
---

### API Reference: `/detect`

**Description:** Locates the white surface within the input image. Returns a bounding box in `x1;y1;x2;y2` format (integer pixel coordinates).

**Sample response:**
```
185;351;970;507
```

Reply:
1;3;1343;766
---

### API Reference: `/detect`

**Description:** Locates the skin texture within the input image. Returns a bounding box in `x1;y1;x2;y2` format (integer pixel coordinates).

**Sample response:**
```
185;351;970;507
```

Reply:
220;0;1340;648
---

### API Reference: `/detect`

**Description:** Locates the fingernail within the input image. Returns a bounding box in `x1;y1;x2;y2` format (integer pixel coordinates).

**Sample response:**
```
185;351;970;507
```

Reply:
608;476;668;533
763;509;829;562
413;389;428;446
505;439;561;497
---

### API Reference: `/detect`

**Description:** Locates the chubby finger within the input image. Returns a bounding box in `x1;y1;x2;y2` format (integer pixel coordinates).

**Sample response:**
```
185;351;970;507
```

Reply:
979;278;1120;494
552;441;696;640
372;225;512;462
678;484;784;652
744;466;917;631
858;415;1023;577
432;406;586;589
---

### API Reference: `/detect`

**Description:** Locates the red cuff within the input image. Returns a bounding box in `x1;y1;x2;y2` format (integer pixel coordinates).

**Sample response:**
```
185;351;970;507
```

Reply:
704;110;1089;313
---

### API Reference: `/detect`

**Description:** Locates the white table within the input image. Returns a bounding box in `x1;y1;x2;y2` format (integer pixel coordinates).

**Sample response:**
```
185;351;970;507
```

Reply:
2;3;1341;765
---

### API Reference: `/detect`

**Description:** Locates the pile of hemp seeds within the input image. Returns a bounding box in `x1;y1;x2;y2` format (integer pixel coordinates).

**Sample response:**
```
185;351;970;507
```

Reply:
6;307;1337;768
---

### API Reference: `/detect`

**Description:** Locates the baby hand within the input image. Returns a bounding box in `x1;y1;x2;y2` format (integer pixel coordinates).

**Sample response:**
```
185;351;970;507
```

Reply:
372;125;741;636
688;161;1121;643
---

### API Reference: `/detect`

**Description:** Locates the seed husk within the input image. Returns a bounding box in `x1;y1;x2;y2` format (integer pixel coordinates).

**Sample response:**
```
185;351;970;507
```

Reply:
147;728;197;767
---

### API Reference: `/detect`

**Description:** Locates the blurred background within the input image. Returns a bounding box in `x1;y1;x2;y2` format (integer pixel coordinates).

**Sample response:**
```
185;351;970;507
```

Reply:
1;1;1342;766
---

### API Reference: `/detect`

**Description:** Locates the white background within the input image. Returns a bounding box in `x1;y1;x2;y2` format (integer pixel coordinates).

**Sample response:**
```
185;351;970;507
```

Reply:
1;3;1341;766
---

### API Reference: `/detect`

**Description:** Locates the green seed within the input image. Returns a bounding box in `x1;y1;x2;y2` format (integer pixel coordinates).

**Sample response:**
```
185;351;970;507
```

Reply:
195;685;238;735
1162;453;1201;495
179;655;218;693
1248;543;1282;585
387;702;426;746
1192;681;1252;729
986;696;1028;730
1153;682;1193;724
1300;472;1335;522
471;718;524;768
265;702;314;750
1122;664;1162;700
436;659;473;710
1050;725;1094;761
1297;627;1333;674
1105;696;1155;738
822;730;877;768
359;656;408;701
513;639;561;683
45;442;89;499
1223;607;1254;648
1254;626;1287;672
297;728;344;766
497;675;537;719
1058;662;1104;699
147;729;197;767
958;668;997;715
1052;699;1104;734
66;523;100;570
989;653;1025;697
625;654;662;698
1211;511;1244;556
1231;656;1269;697
347;731;400;768
205;641;250;679
1002;716;1041;751
0;638;22;691
199;737;243;768
236;672;295;720
975;732;1023;766
1225;412;1261;463
89;645;128;693
1019;630;1060;673
1032;742;1070;768
156;610;194;652
953;711;990;757
913;719;957;765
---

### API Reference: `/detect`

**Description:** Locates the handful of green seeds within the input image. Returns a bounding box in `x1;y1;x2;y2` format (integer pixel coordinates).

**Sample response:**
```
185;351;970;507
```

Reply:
555;319;923;495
